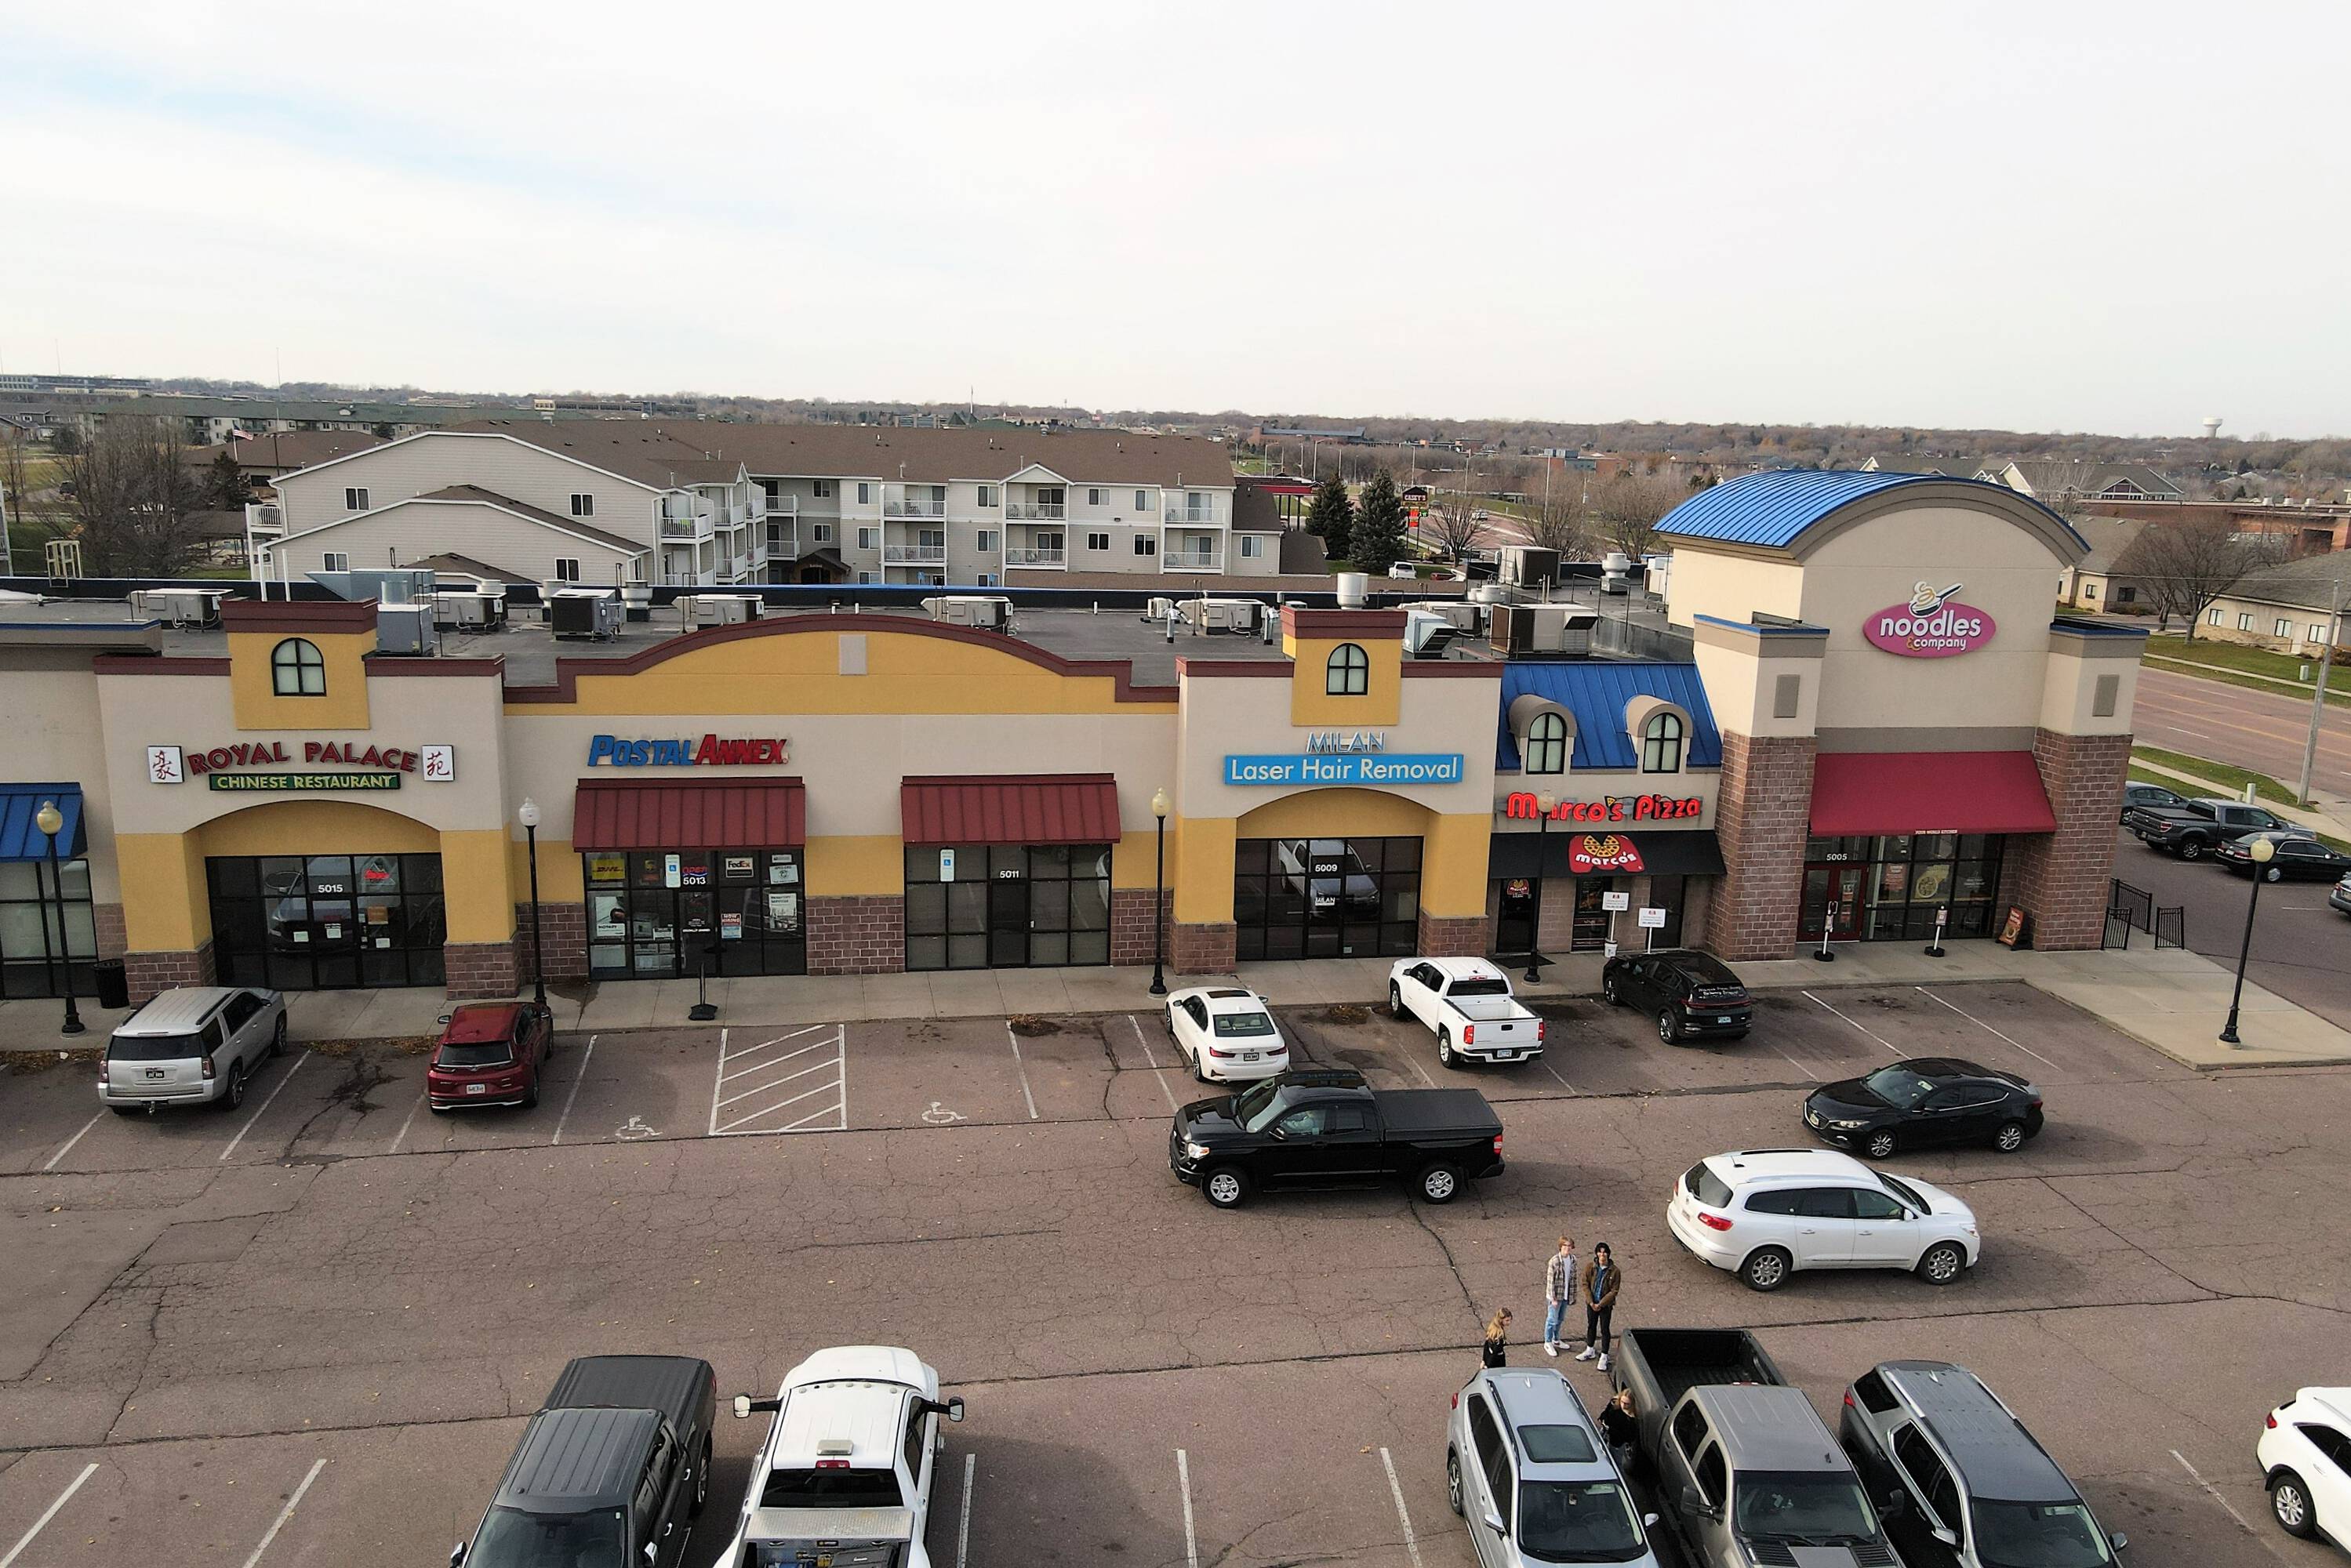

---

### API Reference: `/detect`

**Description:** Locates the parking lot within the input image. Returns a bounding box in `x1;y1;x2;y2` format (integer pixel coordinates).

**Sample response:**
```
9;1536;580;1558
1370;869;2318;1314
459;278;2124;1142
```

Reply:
5;978;2348;1567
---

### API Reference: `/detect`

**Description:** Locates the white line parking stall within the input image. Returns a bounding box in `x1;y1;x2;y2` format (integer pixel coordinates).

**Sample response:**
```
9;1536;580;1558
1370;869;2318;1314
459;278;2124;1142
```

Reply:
708;1024;848;1135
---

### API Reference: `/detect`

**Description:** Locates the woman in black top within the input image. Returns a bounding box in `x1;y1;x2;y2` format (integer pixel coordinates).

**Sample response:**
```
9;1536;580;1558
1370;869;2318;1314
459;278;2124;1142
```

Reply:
1481;1308;1513;1368
1598;1388;1639;1453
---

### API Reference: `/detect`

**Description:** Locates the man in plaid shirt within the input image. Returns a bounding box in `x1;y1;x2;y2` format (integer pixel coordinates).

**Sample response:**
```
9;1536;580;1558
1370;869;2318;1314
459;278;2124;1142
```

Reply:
1542;1235;1577;1357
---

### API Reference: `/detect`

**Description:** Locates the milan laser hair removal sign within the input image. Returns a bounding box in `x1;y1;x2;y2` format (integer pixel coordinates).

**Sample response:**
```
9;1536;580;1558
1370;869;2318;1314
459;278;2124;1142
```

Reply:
1864;582;1996;659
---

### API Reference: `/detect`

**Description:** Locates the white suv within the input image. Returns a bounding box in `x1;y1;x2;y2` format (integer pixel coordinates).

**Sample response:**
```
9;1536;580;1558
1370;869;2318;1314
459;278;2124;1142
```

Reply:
2260;1388;2350;1550
1666;1148;1980;1292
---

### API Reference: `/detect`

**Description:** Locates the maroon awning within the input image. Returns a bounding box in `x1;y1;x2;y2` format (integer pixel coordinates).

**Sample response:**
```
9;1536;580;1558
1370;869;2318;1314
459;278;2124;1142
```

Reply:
572;776;805;851
901;774;1122;845
1809;752;2057;837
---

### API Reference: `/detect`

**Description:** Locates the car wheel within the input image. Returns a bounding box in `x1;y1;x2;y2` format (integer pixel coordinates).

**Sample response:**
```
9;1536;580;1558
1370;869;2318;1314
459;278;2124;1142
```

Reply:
1865;1129;1899;1160
1416;1163;1462;1204
1437;1029;1458;1068
2272;1472;2316;1538
1203;1167;1249;1209
521;1077;540;1110
1192;1044;1211;1084
270;1015;287;1059
1602;974;1620;1005
1741;1247;1791;1292
1447;1450;1465;1517
2178;839;2204;860
1389;982;1404;1018
1917;1241;1967;1285
1657;1010;1678;1045
691;1436;711;1517
2265;865;2284;883
220;1062;248;1112
1992;1119;2027;1153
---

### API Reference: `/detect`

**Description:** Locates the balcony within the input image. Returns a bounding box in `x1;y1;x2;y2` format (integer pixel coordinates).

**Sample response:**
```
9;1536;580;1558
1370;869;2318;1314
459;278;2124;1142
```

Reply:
659;515;714;542
885;499;947;519
760;495;797;520
765;528;800;561
245;502;285;538
1164;507;1218;526
1162;546;1225;572
1007;547;1066;567
1006;502;1066;521
883;544;947;565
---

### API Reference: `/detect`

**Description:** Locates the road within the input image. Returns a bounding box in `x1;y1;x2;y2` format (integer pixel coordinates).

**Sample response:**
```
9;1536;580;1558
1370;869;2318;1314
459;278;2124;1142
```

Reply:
5;989;2346;1568
2109;824;2351;1022
2133;665;2351;797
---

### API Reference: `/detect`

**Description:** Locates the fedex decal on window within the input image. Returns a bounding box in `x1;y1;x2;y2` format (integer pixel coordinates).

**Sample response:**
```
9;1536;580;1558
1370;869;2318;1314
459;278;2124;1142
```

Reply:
587;735;790;767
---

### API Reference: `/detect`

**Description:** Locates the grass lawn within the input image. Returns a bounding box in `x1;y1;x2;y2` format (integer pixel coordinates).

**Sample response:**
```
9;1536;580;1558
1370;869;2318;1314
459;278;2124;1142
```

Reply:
2144;634;2351;706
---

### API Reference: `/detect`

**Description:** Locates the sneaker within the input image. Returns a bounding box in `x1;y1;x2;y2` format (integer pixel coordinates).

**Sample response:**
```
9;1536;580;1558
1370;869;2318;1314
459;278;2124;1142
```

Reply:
1575;1345;1598;1362
1597;1352;1611;1371
1543;1341;1559;1358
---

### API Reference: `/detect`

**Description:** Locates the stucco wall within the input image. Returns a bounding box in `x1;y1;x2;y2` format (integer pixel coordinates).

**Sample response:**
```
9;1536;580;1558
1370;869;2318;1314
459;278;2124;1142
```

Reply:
272;432;663;536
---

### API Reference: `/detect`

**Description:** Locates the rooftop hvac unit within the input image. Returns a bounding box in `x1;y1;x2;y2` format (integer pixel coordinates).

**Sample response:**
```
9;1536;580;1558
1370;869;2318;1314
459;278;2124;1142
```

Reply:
549;590;623;641
1404;609;1467;658
1489;604;1535;655
1335;571;1368;608
1499;546;1561;590
681;593;761;627
1399;599;1483;632
1179;597;1263;633
376;602;438;656
431;591;507;633
922;594;1014;630
1489;604;1601;657
128;587;226;629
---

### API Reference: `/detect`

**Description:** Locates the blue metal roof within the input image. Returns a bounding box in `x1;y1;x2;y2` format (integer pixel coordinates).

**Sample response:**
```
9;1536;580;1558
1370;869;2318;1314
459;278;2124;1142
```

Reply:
1658;470;2084;552
1495;663;1722;773
0;785;85;862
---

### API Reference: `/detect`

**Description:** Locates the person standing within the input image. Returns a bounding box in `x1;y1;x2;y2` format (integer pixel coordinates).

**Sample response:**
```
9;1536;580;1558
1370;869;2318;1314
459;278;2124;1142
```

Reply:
1542;1236;1578;1357
1573;1241;1621;1370
1481;1308;1513;1368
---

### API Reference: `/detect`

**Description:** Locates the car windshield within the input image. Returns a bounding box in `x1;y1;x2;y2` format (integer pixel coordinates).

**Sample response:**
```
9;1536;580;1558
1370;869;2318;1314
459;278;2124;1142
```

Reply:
1970;1500;2113;1568
1861;1065;1939;1109
1212;1011;1277;1038
1236;1083;1314;1132
438;1041;514;1068
107;1033;205;1062
1733;1472;1881;1542
1450;975;1513;998
758;1466;907;1508
1684;1161;1733;1209
467;1504;627;1567
1878;1172;1931;1213
1518;1479;1648;1562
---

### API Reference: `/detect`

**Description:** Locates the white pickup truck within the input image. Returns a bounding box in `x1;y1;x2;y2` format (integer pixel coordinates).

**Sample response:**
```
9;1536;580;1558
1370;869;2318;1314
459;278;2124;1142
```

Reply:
1388;957;1545;1068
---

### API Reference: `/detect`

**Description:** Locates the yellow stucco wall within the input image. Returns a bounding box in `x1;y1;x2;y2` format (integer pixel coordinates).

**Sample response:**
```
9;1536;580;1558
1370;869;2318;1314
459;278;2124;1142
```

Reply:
227;631;373;731
1281;634;1403;727
114;833;211;952
805;835;907;898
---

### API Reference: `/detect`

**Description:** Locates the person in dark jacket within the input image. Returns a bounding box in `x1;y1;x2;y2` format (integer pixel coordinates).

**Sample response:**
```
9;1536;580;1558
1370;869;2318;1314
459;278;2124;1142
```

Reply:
1572;1242;1621;1370
1481;1308;1513;1368
1598;1387;1640;1466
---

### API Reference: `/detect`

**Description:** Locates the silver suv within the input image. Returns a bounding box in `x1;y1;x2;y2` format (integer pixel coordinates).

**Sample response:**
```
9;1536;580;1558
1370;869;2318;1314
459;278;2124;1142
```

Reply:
1448;1367;1662;1568
100;985;286;1113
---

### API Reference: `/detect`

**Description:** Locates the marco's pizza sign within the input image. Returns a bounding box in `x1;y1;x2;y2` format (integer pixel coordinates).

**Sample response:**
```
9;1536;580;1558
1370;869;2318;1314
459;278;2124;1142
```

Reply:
1499;790;1702;824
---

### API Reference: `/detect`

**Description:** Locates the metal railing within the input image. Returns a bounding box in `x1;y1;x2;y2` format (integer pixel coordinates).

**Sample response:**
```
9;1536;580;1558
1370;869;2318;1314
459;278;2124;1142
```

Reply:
1161;550;1225;572
883;545;947;564
658;517;712;541
1007;548;1066;566
245;503;285;536
2104;878;2186;950
885;499;947;518
1006;503;1066;521
1164;506;1216;525
760;495;797;518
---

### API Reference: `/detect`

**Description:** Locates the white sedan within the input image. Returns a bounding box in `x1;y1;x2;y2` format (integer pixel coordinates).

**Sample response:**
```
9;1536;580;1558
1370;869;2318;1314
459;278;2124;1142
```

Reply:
1166;986;1292;1083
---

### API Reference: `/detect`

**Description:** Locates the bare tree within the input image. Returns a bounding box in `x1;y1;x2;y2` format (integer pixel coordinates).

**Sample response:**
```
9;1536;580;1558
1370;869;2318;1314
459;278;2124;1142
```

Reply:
62;416;204;576
1589;474;1678;557
1415;492;1485;564
2111;519;2285;639
1521;484;1593;557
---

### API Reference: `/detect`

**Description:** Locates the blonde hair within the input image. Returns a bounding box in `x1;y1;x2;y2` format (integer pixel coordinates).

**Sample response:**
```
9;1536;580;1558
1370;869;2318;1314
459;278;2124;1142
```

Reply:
1485;1308;1512;1340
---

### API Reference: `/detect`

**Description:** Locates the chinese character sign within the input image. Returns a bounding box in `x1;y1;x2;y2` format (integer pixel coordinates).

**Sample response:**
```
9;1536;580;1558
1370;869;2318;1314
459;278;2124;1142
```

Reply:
147;746;185;785
420;745;456;782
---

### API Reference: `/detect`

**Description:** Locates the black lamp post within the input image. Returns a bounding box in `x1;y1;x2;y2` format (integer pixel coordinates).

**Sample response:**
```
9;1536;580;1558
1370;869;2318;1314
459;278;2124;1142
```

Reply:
1524;793;1556;984
2218;836;2278;1044
1149;787;1172;996
36;800;85;1036
517;798;548;1009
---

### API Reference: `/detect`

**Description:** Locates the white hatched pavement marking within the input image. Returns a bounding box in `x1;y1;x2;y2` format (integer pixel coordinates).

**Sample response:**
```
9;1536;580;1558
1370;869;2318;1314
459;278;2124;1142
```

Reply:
1128;1014;1182;1112
1005;1022;1040;1120
711;1025;845;1134
1801;989;1903;1054
550;1034;598;1145
0;1462;97;1568
1379;1446;1426;1568
238;1457;325;1568
42;1112;103;1172
1916;986;2062;1069
220;1054;307;1162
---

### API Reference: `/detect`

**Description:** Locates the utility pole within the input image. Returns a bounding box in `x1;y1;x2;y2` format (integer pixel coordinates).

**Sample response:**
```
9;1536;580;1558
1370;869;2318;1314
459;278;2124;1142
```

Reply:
2295;582;2342;806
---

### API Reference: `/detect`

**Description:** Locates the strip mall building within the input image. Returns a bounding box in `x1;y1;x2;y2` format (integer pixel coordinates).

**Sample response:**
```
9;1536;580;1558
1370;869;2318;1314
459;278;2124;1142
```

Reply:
0;470;2142;1004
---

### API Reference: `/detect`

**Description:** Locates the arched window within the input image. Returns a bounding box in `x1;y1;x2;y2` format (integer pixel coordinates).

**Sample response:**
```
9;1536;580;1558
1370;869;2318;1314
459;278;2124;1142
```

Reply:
1524;711;1568;775
271;637;326;696
1641;711;1684;773
1326;642;1369;695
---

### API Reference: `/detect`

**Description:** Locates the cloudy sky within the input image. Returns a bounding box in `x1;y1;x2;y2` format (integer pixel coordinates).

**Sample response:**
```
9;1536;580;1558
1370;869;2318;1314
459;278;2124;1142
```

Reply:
9;2;2347;436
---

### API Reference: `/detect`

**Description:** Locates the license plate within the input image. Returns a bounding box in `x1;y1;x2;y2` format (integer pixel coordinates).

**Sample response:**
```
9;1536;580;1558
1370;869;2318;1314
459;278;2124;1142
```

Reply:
466;1083;486;1095
1241;1052;1259;1062
1493;1051;1517;1060
1718;1016;1734;1024
145;1068;165;1079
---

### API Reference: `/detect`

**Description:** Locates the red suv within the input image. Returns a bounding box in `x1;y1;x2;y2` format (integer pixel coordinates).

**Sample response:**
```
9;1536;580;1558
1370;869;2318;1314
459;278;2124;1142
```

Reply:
427;1003;554;1112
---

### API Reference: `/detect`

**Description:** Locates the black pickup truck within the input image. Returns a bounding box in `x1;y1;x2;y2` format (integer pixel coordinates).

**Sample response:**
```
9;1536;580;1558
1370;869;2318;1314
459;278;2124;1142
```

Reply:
2123;796;2298;859
1168;1067;1504;1208
456;1354;719;1568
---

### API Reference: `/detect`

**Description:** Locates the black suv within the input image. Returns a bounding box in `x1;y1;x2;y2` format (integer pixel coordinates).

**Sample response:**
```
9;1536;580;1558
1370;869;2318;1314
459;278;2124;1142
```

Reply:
1602;948;1753;1043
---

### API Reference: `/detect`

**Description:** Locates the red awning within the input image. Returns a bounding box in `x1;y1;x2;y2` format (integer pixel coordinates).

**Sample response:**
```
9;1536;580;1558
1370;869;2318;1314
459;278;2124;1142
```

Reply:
902;774;1122;845
1809;752;2057;837
572;777;805;851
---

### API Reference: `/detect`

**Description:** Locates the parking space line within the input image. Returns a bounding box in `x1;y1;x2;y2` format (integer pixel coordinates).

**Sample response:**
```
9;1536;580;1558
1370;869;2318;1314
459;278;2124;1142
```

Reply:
1538;1058;1579;1094
219;1054;308;1162
1914;987;2061;1070
1379;1446;1425;1568
387;1090;427;1154
0;1461;96;1568
551;1033;598;1145
710;1025;844;1135
2171;1449;2261;1537
42;1111;103;1172
1767;1041;1820;1080
1801;989;1902;1054
714;1079;838;1133
238;1457;325;1568
1176;1449;1199;1568
1127;1015;1182;1112
1005;1023;1040;1120
957;1451;975;1568
1403;1053;1436;1088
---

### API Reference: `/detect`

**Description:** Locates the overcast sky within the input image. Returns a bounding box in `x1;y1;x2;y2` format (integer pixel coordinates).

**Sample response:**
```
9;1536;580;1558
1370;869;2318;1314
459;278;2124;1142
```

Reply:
9;2;2347;437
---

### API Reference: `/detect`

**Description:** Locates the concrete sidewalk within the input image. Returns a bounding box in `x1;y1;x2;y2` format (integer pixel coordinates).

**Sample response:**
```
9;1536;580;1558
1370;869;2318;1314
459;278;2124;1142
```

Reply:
5;936;2345;1072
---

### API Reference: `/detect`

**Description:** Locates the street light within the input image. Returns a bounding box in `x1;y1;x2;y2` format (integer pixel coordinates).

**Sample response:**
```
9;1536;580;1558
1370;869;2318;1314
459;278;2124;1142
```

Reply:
1524;793;1556;985
2218;835;2278;1044
1149;786;1172;996
517;798;548;1010
35;800;84;1036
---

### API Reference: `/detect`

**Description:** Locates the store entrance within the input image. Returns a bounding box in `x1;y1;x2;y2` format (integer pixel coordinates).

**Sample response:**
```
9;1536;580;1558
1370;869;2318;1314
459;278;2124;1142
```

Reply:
1570;878;1616;951
1799;834;2008;943
905;844;1112;971
1234;836;1423;961
1495;878;1539;955
209;853;446;990
583;849;806;980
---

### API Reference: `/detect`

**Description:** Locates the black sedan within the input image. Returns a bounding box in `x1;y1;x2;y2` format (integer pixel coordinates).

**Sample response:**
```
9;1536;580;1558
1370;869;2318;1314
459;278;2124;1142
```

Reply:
1802;1057;2044;1158
2214;830;2351;881
1601;947;1752;1043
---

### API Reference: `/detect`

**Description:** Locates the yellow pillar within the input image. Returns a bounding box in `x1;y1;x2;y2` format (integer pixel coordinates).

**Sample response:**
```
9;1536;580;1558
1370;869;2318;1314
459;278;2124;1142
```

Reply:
114;832;213;953
1420;811;1495;917
438;829;518;944
1172;815;1237;924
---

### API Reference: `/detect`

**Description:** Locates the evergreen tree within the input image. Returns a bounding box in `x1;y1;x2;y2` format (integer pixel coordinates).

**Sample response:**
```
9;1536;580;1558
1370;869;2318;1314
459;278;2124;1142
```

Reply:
205;450;252;509
1351;472;1409;575
1305;473;1354;561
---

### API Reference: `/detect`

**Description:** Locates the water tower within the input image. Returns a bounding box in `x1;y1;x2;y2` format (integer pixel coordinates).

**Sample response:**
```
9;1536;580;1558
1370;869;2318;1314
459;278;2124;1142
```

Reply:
2202;416;2223;440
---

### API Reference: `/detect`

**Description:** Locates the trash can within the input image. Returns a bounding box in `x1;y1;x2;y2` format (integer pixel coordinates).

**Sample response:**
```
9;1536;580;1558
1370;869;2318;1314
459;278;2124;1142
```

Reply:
93;958;129;1010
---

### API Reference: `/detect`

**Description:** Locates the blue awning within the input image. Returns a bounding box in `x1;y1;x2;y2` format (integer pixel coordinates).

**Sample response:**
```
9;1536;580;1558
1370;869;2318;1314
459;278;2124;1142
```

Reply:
0;786;86;862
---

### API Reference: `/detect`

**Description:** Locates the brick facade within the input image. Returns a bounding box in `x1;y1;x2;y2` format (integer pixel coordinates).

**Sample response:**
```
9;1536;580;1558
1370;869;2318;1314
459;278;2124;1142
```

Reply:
808;895;905;975
1171;920;1236;975
93;902;127;961
1704;730;1819;960
1416;909;1489;958
513;901;589;985
124;942;215;1003
2006;728;2132;951
443;941;520;1001
1110;887;1172;967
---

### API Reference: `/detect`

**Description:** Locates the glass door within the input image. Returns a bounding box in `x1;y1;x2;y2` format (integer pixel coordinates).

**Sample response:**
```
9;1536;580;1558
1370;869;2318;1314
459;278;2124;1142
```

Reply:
1570;879;1615;950
988;873;1030;967
1495;878;1539;955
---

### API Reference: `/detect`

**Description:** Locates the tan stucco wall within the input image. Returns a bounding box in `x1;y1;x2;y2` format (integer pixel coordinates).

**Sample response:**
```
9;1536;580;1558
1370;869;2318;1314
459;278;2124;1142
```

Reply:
1664;549;1805;628
1;665;121;902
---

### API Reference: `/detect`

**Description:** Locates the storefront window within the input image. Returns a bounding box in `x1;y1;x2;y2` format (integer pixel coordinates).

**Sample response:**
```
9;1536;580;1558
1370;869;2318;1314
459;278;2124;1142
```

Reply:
210;853;445;990
0;858;96;999
587;848;804;981
1234;836;1420;961
903;844;1110;971
1799;835;2007;944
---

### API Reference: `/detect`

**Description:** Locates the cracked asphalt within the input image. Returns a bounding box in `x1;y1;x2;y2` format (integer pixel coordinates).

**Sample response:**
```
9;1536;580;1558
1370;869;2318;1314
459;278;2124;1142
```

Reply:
2;980;2346;1567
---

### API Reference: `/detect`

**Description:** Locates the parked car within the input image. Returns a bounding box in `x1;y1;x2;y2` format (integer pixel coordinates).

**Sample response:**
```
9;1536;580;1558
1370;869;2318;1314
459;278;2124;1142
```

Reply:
2260;1387;2351;1548
1612;1327;1898;1568
1448;1366;1662;1568
2119;782;2184;820
1841;1360;2127;1568
455;1354;717;1568
1390;956;1545;1067
725;1345;962;1566
1803;1058;2044;1159
2123;797;2300;859
2216;830;2351;881
427;1001;554;1112
99;985;286;1114
1602;949;1753;1044
1168;1067;1505;1208
1666;1148;1980;1291
1165;985;1292;1083
2331;876;2351;920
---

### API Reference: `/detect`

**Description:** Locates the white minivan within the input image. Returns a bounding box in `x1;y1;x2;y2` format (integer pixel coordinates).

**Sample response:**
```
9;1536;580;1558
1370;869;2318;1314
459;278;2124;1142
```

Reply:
100;985;287;1113
1666;1148;1979;1291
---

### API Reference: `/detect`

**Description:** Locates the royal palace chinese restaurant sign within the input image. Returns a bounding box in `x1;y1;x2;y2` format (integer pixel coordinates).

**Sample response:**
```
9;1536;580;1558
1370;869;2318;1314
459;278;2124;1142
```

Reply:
146;740;454;792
